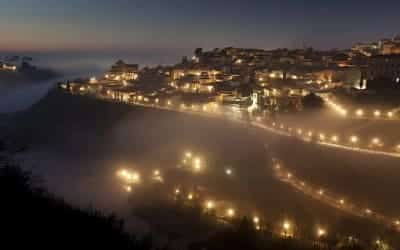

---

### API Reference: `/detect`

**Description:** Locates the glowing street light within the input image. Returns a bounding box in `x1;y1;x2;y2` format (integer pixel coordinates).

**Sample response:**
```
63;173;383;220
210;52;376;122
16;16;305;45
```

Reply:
287;173;292;179
318;189;324;196
117;169;140;184
188;193;194;200
317;228;326;238
374;110;381;117
331;135;339;143
356;109;364;117
253;216;260;224
387;111;394;118
371;137;383;147
175;188;180;195
365;209;372;215
350;136;359;144
193;157;202;171
281;220;293;237
131;172;140;183
153;169;160;176
339;199;345;205
124;185;132;193
185;151;192;158
205;200;215;210
225;168;233;176
117;169;128;178
319;133;326;141
226;208;235;217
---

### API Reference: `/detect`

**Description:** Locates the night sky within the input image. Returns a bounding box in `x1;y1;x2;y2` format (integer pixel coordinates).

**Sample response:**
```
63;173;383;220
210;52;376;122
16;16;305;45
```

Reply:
1;0;400;52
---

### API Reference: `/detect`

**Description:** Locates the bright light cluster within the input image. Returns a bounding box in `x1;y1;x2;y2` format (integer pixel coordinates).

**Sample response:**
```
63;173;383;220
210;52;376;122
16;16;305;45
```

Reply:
117;169;140;184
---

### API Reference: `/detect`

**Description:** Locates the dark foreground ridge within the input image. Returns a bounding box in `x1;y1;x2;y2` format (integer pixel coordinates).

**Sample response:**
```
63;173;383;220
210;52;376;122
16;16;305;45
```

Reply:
0;157;152;249
0;140;384;249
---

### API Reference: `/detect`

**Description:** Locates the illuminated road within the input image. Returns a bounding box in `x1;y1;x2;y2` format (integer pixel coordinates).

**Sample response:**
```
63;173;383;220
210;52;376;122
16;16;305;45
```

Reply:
106;96;400;160
94;92;400;231
320;93;400;121
250;121;400;159
27;89;400;247
271;159;400;232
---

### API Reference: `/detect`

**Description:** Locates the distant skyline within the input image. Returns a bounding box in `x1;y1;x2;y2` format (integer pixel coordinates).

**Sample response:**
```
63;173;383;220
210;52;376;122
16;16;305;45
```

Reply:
1;0;400;53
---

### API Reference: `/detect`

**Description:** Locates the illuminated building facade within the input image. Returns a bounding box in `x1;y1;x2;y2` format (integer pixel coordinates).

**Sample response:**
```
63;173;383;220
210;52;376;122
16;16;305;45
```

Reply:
106;60;139;81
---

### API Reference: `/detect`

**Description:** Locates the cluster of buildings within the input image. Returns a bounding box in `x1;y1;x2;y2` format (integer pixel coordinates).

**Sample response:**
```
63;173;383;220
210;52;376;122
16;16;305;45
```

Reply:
0;62;17;72
62;35;400;113
0;56;37;73
351;35;400;57
350;36;400;90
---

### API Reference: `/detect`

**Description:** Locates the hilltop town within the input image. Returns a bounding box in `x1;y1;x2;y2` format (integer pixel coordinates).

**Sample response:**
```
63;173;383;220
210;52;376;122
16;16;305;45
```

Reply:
62;35;400;115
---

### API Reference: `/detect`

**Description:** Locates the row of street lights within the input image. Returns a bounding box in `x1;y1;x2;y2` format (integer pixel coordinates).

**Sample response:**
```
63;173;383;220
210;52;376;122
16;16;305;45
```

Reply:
272;159;400;232
323;96;397;120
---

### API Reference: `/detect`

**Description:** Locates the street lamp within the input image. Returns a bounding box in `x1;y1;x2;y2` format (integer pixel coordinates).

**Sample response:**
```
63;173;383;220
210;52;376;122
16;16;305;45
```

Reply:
124;185;132;193
350;136;359;144
193;157;202;171
226;208;235;218
356;109;364;117
205;200;215;210
253;216;260;224
317;228;326;238
185;151;192;158
281;220;293;238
